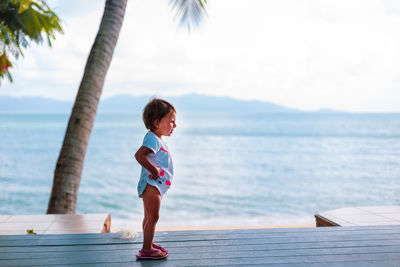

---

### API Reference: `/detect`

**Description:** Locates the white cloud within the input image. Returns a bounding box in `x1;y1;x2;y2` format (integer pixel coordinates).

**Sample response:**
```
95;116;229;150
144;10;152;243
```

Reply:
1;0;400;112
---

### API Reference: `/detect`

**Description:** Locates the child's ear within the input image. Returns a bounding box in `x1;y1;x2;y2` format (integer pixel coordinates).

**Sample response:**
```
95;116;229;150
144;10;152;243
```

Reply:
153;120;159;129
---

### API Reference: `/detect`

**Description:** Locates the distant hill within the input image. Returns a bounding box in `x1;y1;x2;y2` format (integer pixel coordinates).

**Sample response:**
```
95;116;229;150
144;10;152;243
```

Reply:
0;96;73;113
170;94;298;113
98;94;299;113
0;94;299;113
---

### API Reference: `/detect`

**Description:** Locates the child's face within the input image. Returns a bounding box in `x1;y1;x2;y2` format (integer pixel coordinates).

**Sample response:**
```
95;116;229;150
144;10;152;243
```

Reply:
154;110;176;137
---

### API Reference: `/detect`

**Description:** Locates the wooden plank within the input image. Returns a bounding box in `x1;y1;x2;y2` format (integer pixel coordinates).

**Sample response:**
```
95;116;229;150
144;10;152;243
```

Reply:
315;214;340;226
2;231;400;248
79;261;400;267
154;224;400;236
0;232;123;241
154;228;400;241
1;226;399;247
1;241;400;261
2;228;392;242
102;214;111;233
153;225;400;241
0;214;110;235
1;228;400;247
2;249;400;266
2;238;400;254
167;253;400;267
2;239;400;260
315;206;400;227
95;260;400;267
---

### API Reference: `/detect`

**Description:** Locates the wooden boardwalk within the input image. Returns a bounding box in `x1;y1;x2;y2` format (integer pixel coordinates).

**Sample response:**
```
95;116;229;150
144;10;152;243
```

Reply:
0;214;111;235
1;225;400;266
315;206;400;227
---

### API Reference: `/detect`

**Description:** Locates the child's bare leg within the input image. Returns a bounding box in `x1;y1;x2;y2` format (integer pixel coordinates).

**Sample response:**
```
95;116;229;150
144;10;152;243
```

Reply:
142;214;147;233
142;208;166;252
141;185;163;255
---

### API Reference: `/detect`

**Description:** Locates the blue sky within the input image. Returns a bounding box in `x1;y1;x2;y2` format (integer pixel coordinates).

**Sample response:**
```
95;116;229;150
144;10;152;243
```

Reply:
2;0;400;112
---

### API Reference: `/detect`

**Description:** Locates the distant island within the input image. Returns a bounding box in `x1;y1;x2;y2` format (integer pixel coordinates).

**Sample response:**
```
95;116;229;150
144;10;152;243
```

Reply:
0;94;333;113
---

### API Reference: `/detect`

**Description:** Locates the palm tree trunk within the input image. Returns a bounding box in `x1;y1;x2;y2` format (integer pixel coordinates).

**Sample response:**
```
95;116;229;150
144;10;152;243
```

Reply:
47;0;127;214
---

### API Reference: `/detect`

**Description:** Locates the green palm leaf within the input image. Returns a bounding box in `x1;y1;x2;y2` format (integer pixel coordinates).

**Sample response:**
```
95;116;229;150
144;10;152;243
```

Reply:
0;0;63;82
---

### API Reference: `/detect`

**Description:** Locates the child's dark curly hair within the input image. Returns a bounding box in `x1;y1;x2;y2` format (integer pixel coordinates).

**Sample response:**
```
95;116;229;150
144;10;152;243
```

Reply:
142;97;176;131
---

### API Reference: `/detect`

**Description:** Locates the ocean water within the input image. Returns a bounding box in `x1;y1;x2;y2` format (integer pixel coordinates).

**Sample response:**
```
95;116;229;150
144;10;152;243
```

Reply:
1;112;399;229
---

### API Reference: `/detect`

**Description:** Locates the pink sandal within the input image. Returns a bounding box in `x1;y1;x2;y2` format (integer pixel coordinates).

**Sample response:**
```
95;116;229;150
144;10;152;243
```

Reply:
153;243;168;253
136;248;168;260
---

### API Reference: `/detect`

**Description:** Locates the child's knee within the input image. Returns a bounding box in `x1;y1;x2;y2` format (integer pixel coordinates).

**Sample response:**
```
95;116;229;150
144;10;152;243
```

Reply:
148;211;159;223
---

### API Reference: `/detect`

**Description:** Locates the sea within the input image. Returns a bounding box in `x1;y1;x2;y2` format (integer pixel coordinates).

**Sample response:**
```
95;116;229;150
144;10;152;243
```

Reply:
1;112;399;230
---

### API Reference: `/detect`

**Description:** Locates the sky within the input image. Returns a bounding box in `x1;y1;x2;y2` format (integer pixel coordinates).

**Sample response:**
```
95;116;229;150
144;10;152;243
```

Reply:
2;0;400;112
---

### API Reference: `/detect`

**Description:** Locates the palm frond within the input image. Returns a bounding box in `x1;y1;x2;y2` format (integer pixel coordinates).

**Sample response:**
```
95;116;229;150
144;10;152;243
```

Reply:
169;0;208;31
0;0;63;83
3;0;63;47
0;24;22;57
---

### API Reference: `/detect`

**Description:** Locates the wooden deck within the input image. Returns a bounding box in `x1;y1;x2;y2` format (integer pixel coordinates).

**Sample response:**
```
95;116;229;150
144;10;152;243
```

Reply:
315;206;400;227
1;225;400;266
0;214;111;235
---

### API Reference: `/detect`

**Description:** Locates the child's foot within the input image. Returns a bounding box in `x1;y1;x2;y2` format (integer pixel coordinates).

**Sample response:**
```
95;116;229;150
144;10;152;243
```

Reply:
152;243;168;253
136;248;167;260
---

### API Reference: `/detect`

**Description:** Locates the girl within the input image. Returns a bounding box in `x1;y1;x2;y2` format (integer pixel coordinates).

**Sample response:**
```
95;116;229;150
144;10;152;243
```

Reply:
134;98;176;260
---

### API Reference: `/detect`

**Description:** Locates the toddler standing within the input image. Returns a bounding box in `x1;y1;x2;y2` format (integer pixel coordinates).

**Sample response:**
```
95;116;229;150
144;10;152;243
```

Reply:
134;98;176;260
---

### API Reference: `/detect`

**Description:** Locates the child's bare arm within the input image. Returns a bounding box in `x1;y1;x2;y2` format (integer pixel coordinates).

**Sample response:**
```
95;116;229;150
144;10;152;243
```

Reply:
135;146;160;179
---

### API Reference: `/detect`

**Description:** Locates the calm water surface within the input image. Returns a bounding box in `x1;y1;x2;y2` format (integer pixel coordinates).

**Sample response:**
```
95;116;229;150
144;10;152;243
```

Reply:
1;112;399;228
